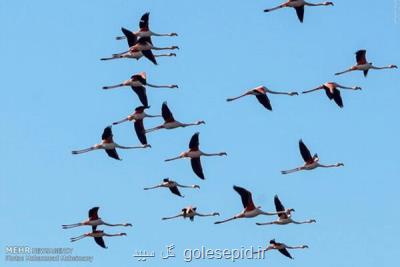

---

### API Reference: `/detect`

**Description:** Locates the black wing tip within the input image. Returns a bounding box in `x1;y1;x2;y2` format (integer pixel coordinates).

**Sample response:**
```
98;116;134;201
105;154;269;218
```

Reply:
233;185;244;192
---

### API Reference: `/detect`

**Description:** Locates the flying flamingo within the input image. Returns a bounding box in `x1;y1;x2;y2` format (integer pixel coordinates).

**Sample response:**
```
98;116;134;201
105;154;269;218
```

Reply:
71;126;150;160
226;86;298;111
281;139;343;174
116;12;177;40
101;27;178;64
62;207;132;229
112;106;160;146
335;50;397;77
146;102;205;133
162;206;219;221
256;195;316;226
214;186;281;224
254;239;309;259
70;229;127;249
264;1;334;23
103;72;178;107
144;178;200;198
302;82;361;108
164;132;227;179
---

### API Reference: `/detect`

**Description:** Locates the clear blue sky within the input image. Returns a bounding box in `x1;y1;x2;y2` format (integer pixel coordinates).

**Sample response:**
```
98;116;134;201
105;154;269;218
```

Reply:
1;0;399;266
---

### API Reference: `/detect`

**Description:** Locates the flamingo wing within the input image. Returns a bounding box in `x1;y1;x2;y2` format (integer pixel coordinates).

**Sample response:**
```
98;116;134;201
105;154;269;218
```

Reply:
131;74;147;85
233;185;256;211
331;89;343;108
278;248;293;259
274;195;285;212
88;207;100;220
134;119;147;145
189;132;200;150
94;237;107;249
355;50;367;65
105;149;121;160
255;94;272;110
131;86;148;107
299;139;312;163
141;49;158;65
191;158;205;179
161;102;175;122
363;70;369;77
101;126;113;141
139;12;150;30
121;27;137;48
274;195;288;219
294;6;304;23
169;186;183;197
323;85;334;100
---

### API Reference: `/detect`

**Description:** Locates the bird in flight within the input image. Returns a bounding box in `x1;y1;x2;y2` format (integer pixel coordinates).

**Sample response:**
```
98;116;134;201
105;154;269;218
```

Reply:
145;102;205;133
281;139;344;174
264;1;334;23
71;126;150;160
162;206;220;221
302;82;361;108
115;12;178;40
335;50;397;77
256;195;316;226
215;186;282;224
103;72;178;107
164;132;227;179
227;85;298;111
101;27;178;64
144;178;200;198
62;207;132;229
254;239;309;259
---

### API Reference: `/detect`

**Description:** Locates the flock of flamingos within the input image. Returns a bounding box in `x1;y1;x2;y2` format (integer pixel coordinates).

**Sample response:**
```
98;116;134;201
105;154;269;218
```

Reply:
63;1;397;260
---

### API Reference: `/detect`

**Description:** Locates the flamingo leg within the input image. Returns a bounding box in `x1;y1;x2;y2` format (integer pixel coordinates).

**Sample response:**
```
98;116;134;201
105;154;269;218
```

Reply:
112;118;129;125
103;222;132;227
103;233;126;237
202;152;227;157
292;219;316;224
256;221;275;226
196;212;219;217
62;223;83;229
214;216;237;224
164;155;184;162
144;185;163;190
335;68;354;76
264;3;287;12
162;214;183;220
145;125;164;133
116;144;149;149
103;84;124;90
226;94;248;102
70;234;87;242
154;53;176;57
152;46;179;51
72;147;99;154
177;184;200;189
281;167;303;174
100;55;122;61
286;245;309;249
302;87;323;94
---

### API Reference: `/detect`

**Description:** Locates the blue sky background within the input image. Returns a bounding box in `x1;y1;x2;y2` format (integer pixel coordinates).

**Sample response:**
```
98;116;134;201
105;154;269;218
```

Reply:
1;0;399;266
